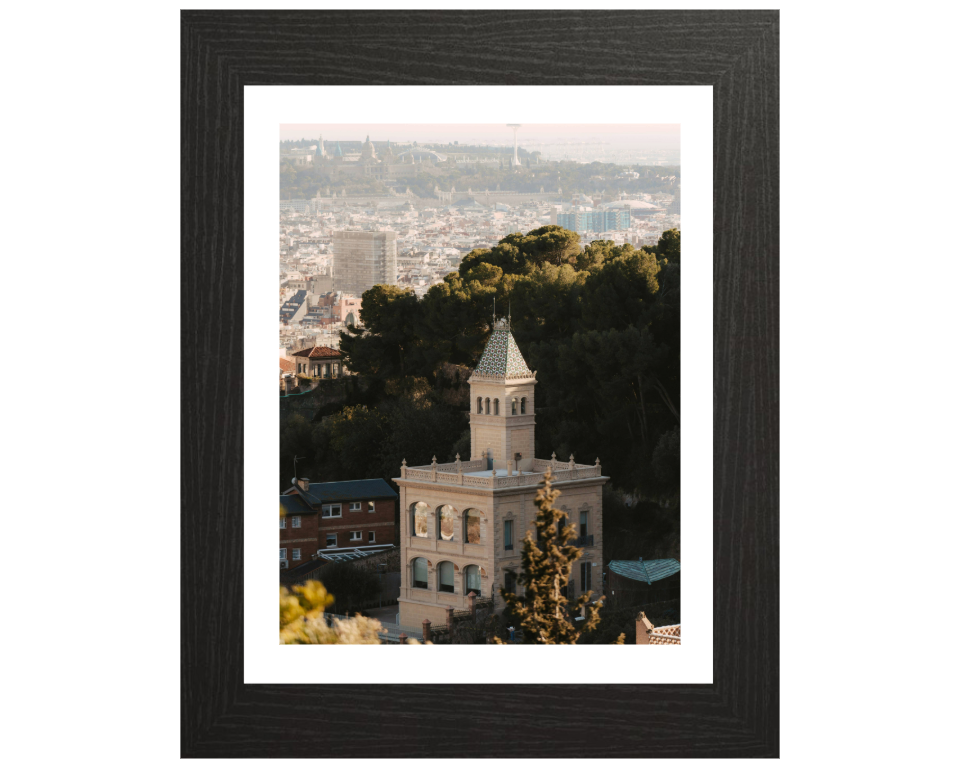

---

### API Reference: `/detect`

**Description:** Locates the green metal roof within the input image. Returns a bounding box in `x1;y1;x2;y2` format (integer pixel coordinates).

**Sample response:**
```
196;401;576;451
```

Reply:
474;326;534;379
608;558;680;585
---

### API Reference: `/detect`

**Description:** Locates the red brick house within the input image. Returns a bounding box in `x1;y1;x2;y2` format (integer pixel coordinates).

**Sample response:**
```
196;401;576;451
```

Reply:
280;478;398;569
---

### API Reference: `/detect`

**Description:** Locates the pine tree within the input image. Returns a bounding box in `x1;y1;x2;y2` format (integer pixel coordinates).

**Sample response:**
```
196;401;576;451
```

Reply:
498;469;603;644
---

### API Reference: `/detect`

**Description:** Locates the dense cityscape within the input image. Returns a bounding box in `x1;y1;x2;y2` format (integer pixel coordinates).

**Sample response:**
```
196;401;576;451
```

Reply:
279;126;681;645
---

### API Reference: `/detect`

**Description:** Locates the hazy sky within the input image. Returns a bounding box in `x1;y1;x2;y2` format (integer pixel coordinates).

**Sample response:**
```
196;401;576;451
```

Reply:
279;123;679;150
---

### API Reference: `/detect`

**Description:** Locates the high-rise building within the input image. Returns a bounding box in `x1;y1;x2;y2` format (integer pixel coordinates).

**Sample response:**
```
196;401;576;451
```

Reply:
395;314;607;629
556;209;631;232
332;231;397;296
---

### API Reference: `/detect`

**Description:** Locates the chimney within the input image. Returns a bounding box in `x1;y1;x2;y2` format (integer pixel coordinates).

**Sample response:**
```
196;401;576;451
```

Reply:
636;611;655;645
297;478;310;491
283;374;294;394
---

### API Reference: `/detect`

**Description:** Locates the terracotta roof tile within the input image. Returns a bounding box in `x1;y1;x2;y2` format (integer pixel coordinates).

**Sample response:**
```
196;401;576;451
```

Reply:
292;346;342;359
279;358;295;372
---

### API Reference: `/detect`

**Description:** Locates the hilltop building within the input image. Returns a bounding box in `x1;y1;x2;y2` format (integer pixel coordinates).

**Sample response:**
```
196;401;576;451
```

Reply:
395;314;608;628
333;230;397;296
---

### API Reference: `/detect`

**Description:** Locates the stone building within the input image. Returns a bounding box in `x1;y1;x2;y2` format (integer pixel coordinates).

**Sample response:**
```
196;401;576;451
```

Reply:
290;345;344;378
395;315;608;628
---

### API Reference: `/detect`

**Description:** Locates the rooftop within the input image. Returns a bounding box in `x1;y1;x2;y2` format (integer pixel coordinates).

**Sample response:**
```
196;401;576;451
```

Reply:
284;478;398;505
470;317;535;381
397;454;604;490
291;345;342;359
609;558;681;585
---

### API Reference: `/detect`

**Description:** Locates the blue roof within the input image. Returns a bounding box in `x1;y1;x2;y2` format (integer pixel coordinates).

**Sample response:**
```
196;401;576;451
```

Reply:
608;558;680;585
285;478;398;506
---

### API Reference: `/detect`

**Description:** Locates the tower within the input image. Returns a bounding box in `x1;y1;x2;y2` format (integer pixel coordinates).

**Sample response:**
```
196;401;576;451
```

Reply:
506;124;521;167
394;309;607;630
316;133;325;159
468;311;537;470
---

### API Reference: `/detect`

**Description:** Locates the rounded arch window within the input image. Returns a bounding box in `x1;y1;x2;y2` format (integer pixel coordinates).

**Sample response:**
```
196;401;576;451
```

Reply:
493;399;499;415
438;505;457;541
412;501;430;538
476;397;482;414
484;397;490;414
520;397;526;414
464;564;481;596
412;557;429;589
438;561;455;593
464;509;481;544
511;398;518;416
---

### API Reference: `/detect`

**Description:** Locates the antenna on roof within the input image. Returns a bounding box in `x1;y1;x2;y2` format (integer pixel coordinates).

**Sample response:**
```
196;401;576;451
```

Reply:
292;455;307;484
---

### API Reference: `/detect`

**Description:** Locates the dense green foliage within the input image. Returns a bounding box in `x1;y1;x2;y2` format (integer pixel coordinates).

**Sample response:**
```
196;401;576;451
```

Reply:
336;226;681;497
279;391;469;492
312;562;381;614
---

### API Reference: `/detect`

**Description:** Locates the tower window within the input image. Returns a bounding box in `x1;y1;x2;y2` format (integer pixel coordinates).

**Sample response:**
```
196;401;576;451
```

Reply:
477;397;483;414
520;397;526;414
511;398;518;416
493;399;499;415
485;398;490;414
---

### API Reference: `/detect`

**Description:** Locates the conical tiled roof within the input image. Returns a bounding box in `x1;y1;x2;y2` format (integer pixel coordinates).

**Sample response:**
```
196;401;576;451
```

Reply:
473;319;535;380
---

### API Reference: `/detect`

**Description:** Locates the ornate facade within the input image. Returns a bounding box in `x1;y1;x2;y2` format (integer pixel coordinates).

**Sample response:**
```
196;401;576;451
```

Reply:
395;315;608;629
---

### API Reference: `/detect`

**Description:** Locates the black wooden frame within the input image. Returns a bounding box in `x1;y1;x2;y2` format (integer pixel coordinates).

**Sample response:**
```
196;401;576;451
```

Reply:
182;10;779;758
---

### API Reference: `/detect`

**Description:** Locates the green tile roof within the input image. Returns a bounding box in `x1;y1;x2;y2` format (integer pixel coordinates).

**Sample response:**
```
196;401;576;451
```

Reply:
608;558;681;585
474;327;534;379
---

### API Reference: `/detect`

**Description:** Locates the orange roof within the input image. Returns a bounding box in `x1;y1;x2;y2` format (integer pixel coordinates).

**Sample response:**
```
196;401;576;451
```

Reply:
291;346;342;359
279;358;295;372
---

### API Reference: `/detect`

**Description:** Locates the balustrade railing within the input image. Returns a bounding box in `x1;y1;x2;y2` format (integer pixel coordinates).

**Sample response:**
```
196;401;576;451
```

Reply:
403;462;601;487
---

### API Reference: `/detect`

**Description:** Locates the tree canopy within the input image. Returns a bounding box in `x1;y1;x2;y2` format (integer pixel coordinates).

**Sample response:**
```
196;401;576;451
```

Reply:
332;226;681;496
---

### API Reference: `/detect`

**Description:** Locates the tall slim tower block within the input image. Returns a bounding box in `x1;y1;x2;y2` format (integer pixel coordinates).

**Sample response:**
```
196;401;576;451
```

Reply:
395;313;608;631
332;230;398;296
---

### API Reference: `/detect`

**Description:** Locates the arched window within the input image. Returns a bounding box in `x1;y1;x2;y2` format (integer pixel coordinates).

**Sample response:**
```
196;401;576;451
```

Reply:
493;399;499;415
504;570;517;596
412;501;430;538
438;505;457;541
485;397;490;414
464;509;481;544
511;398;518;416
477;397;482;414
520;397;526;414
412;557;429;589
438;561;455;593
464;565;481;596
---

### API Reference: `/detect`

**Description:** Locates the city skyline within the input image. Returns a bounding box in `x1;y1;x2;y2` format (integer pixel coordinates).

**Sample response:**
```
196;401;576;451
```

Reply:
280;123;680;152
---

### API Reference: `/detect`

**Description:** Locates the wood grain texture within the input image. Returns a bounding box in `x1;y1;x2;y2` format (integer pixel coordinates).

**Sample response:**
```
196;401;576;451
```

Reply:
181;10;779;758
